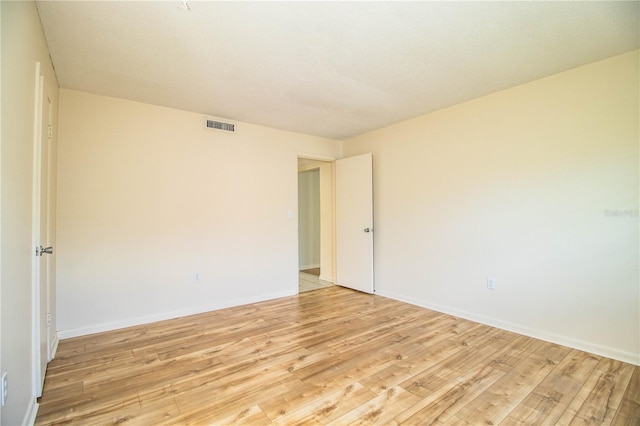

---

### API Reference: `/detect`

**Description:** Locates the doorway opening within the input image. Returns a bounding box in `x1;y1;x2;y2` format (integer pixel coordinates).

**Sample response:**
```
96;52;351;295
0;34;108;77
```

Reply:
298;157;334;293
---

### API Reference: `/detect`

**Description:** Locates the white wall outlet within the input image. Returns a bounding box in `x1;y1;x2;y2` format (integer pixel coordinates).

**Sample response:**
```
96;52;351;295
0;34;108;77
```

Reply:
193;272;200;283
487;276;496;290
1;372;8;406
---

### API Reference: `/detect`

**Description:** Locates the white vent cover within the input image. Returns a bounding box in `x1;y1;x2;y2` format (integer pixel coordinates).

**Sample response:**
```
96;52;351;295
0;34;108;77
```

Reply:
205;119;235;132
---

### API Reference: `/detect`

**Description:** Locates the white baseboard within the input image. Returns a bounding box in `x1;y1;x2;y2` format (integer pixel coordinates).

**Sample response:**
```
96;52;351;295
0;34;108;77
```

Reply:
49;333;59;360
57;290;295;340
319;274;334;283
299;264;320;271
23;397;39;426
375;289;640;366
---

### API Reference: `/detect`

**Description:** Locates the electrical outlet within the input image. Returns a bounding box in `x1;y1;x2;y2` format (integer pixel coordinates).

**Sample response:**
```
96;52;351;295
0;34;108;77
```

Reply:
1;372;8;406
193;272;200;283
487;276;496;290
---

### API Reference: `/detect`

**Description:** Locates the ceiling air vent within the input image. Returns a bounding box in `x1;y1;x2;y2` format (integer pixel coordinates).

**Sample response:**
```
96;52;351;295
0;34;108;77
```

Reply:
205;119;235;133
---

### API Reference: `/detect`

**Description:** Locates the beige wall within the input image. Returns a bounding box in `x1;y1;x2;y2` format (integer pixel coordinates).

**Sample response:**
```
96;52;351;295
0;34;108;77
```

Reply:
1;1;60;424
343;50;639;364
57;90;340;336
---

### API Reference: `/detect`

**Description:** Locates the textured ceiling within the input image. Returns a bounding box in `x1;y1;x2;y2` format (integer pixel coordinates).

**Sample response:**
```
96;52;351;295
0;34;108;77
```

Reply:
37;1;639;140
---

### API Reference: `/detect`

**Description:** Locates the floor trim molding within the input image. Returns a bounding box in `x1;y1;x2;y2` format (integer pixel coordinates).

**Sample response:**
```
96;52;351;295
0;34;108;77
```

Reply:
376;288;639;366
57;290;295;340
49;333;59;360
23;397;39;426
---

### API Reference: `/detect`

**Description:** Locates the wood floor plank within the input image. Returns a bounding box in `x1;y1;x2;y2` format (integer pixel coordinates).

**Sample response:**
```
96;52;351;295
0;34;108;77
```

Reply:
400;358;506;425
502;349;601;425
399;325;505;398
171;380;291;424
394;334;532;424
35;286;639;425
258;379;328;421
326;386;420;426
266;381;377;424
214;405;273;425
612;366;640;425
106;396;182;425
36;393;141;425
452;340;570;425
558;357;635;425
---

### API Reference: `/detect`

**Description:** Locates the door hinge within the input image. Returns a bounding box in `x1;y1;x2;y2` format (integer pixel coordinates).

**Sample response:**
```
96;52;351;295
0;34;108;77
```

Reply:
47;313;52;326
47;125;53;139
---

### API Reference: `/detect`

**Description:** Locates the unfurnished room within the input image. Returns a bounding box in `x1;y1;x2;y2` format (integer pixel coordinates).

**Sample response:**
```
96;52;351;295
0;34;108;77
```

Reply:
1;1;639;425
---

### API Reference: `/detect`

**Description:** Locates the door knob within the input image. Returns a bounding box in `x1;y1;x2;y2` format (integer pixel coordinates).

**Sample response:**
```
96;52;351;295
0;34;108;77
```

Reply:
36;246;53;256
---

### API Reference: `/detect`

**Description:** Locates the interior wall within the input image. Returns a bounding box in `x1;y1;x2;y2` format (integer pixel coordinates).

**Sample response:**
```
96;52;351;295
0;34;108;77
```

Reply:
298;169;320;270
342;50;639;364
1;1;60;424
57;89;340;337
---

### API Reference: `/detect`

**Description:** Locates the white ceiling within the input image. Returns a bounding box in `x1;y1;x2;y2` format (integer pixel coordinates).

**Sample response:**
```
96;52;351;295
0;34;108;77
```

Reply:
37;1;639;140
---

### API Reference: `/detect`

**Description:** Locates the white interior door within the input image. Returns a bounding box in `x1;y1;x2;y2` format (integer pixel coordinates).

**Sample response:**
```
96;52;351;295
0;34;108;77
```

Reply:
335;153;373;293
33;65;52;397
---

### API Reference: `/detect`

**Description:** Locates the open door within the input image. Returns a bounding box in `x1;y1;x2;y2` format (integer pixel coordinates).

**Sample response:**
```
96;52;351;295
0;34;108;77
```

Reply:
32;63;53;397
335;153;373;293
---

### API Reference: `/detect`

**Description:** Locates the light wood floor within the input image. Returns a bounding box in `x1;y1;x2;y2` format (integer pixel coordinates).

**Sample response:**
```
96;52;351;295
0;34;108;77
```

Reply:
37;286;639;425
